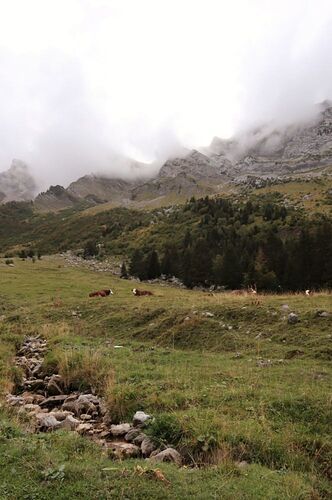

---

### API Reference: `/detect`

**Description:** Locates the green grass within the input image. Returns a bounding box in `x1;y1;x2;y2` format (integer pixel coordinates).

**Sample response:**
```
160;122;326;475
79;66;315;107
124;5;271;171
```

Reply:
0;257;331;498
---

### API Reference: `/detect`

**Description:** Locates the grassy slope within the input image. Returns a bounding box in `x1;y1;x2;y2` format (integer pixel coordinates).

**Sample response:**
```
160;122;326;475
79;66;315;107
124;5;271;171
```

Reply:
0;258;331;498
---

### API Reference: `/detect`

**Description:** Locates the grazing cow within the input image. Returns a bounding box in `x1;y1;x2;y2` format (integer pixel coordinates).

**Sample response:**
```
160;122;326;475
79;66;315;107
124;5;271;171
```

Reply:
89;289;113;298
132;288;153;296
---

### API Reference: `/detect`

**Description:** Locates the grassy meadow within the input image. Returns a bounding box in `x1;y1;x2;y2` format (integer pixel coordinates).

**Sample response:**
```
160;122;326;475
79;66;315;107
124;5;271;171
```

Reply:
0;257;331;499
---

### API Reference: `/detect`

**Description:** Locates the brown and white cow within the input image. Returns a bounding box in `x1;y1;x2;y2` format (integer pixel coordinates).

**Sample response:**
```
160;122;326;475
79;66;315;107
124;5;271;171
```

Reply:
89;288;113;298
132;288;153;296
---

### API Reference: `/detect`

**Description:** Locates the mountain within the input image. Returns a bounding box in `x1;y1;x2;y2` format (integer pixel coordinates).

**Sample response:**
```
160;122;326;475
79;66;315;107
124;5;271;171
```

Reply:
211;101;332;177
0;159;37;203
67;175;133;204
34;185;83;211
3;102;332;210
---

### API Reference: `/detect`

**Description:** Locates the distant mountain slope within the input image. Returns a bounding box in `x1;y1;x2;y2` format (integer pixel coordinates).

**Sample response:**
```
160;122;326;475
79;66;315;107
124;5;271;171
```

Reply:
34;185;83;211
2;102;332;211
67;175;133;203
0;160;37;203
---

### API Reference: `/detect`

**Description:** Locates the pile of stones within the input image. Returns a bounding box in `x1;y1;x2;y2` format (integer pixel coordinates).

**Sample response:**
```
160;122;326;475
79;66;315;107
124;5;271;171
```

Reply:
6;336;182;466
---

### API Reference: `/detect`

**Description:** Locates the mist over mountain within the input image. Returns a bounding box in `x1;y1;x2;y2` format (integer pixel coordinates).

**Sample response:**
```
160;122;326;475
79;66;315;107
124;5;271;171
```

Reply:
0;1;331;189
4;101;328;210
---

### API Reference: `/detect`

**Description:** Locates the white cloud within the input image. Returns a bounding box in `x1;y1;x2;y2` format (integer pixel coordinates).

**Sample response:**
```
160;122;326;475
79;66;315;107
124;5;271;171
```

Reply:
0;0;331;187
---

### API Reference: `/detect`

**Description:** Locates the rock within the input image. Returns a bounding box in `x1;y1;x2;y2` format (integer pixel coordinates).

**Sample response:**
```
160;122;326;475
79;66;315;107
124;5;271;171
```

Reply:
22;403;41;412
288;312;299;324
202;311;214;318
141;437;157;457
80;414;92;421
102;411;112;425
49;411;73;421
109;442;140;459
133;433;147;445
46;374;64;395
281;304;290;311
6;394;24;406
38;415;61;431
124;428;142;442
59;415;80;431
110;423;131;437
23;379;45;391
236;460;249;469
133;411;151;427
74;394;99;415
77;423;93;435
316;310;331;318
149;448;182;466
40;395;68;409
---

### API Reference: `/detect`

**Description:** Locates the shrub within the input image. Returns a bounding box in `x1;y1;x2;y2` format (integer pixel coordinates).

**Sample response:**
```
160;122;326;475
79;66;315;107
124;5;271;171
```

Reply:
53;348;114;394
146;413;183;447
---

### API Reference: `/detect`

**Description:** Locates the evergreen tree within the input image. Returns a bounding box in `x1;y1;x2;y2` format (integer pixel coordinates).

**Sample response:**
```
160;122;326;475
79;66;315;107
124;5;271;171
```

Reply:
129;249;146;280
146;250;161;279
120;262;128;278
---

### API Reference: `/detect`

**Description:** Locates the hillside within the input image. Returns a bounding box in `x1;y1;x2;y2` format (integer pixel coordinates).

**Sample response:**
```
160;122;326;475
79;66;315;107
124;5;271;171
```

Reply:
0;258;331;498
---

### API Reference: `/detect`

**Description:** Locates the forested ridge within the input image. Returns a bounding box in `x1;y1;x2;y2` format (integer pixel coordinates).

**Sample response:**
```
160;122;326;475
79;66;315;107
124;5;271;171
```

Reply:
1;194;332;291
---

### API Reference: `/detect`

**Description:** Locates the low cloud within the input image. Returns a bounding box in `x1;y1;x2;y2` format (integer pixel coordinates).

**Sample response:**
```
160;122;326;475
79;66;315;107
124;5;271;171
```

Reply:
0;0;331;188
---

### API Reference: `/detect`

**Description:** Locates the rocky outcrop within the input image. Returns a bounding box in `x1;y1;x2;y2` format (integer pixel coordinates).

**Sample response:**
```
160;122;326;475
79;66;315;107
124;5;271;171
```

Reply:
0;159;37;203
6;336;183;465
34;185;82;211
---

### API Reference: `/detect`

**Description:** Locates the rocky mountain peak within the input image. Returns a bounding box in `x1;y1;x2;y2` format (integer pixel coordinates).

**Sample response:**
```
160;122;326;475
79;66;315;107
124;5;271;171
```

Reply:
0;159;37;203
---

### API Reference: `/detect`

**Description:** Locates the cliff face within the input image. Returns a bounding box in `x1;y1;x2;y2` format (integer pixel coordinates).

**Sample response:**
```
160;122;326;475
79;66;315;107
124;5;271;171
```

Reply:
0;160;37;203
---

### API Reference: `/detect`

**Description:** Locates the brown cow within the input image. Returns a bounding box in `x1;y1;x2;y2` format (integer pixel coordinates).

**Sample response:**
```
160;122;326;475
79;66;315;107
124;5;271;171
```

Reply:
132;288;153;296
89;288;113;298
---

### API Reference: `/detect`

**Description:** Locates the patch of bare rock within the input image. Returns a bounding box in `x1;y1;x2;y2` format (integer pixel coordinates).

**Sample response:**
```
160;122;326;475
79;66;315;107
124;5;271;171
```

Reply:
6;336;182;466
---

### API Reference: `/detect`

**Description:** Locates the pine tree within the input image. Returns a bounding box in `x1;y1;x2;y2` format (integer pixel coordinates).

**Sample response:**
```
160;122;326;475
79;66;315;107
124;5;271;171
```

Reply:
146;250;161;279
120;262;128;279
129;249;146;280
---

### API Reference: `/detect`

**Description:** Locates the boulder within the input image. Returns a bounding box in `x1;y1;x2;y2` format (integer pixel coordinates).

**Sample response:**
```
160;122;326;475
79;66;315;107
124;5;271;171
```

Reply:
141;437;157;457
149;448;182;466
110;423;131;437
38;415;61;431
46;374;64;396
40;395;68;409
133;433;147;445
133;411;151;427
124;428;142;442
77;423;93;435
109;442;140;459
288;313;299;324
59;415;80;431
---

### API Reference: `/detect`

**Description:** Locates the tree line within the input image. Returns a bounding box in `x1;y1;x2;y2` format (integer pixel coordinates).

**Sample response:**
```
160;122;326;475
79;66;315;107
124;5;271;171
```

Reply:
129;196;332;291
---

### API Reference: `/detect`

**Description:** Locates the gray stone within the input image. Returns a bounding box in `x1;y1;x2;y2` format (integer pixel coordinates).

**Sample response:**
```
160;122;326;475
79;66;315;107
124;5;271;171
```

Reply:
46;374;64;395
124;428;142;442
59;415;80;431
40;395;68;409
109;442;140;459
133;433;146;445
76;423;93;434
110;423;131;436
288;312;299;324
39;415;61;431
149;448;182;466
133;411;151;427
141;437;157;457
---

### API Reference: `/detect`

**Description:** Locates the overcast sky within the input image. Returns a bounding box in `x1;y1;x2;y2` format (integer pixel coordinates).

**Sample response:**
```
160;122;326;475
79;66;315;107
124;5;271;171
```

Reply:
0;0;332;187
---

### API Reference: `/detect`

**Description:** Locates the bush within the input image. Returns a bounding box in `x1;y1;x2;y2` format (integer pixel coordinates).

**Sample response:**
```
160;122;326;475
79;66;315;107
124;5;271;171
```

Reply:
52;348;114;394
5;259;13;265
146;413;183;447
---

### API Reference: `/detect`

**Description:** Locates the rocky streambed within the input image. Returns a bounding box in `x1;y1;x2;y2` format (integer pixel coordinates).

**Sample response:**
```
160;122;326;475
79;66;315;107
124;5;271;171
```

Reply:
6;336;182;466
